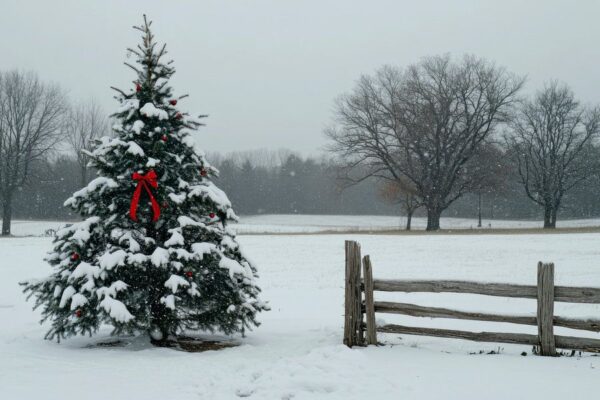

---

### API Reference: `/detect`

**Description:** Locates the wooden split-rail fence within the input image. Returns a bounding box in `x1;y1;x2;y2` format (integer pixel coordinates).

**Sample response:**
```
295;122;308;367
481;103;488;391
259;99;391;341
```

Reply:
343;240;600;356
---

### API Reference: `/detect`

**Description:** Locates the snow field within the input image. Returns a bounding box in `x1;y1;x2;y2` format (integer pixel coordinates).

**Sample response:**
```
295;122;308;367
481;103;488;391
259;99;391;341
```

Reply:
7;214;600;237
1;232;600;399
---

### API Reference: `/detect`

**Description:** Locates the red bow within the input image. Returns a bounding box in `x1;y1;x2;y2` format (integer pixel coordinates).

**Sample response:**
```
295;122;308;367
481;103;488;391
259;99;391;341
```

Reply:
130;170;160;222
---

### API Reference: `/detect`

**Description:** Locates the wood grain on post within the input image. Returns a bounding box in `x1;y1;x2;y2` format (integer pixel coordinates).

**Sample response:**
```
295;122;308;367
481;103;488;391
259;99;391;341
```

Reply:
373;279;600;304
554;316;600;332
554;334;600;352
373;301;600;333
362;255;377;345
343;241;362;347
537;262;556;356
377;324;540;346
374;301;537;326
353;243;363;346
343;241;353;346
372;279;538;298
554;286;600;303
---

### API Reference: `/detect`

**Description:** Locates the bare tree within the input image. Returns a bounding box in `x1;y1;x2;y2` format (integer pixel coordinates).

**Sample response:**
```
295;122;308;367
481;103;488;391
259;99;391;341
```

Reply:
378;178;421;230
0;70;67;235
64;100;109;186
508;81;600;228
326;55;523;230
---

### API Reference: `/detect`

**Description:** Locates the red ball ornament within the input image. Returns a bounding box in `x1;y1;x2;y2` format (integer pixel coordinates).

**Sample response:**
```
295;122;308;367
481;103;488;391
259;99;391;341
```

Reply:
175;112;183;120
200;168;207;177
75;309;82;318
162;201;168;208
161;135;168;142
135;83;141;92
71;252;79;261
185;271;193;278
209;212;216;219
169;99;177;106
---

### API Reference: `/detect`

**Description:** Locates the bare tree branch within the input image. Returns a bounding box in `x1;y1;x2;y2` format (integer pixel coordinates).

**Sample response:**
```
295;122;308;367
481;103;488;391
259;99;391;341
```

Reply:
64;99;110;186
326;54;524;230
507;81;600;228
0;70;67;235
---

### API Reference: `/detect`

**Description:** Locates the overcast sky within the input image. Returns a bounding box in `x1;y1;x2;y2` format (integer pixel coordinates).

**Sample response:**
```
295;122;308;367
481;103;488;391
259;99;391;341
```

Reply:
1;0;599;155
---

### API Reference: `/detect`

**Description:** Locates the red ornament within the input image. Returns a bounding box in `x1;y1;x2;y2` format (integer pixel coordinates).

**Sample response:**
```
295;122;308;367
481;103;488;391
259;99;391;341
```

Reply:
209;212;216;219
169;99;177;106
161;135;168;142
185;271;193;278
175;112;183;120
162;201;168;208
75;309;82;318
135;83;141;92
129;170;161;222
71;252;79;261
200;168;207;177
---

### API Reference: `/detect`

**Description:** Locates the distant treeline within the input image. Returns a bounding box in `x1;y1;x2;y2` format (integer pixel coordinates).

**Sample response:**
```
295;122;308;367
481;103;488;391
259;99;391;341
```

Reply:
10;148;600;222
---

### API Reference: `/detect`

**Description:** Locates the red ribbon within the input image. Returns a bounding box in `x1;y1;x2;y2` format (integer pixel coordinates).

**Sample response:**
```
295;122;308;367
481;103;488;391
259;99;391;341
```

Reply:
129;170;160;222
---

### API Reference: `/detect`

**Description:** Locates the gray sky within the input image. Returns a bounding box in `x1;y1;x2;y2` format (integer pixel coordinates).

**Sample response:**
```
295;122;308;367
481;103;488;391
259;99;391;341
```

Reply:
1;0;599;155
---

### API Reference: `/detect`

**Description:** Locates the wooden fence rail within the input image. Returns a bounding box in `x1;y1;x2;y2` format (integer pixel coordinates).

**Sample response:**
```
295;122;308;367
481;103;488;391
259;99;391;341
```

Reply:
343;240;600;355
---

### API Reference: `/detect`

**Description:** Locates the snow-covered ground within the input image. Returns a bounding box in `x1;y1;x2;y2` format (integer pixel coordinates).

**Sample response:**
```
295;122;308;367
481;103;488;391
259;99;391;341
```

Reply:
234;214;600;233
7;214;600;236
2;231;600;399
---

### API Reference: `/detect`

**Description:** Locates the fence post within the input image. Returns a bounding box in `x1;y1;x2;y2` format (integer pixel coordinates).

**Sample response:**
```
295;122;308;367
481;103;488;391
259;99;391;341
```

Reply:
362;255;378;345
537;262;556;356
344;240;362;347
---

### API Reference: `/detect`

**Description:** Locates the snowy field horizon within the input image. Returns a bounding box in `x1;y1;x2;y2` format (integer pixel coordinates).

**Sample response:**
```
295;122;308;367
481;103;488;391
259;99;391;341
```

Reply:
2;216;600;399
5;214;600;237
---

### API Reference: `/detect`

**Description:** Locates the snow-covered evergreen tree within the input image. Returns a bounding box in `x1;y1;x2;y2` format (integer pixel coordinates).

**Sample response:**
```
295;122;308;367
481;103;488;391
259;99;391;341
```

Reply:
22;16;267;343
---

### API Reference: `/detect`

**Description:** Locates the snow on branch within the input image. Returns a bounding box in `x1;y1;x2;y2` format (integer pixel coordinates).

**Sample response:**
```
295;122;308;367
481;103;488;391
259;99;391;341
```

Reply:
97;281;129;300
139;102;168;120
187;182;232;209
219;257;253;280
164;275;190;293
100;297;134;322
64;177;118;206
151;247;170;267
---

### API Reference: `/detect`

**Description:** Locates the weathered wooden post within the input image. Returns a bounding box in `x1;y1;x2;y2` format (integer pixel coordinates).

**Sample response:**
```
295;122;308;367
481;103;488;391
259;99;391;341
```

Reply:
362;255;377;345
343;241;352;346
537;262;556;356
344;240;363;347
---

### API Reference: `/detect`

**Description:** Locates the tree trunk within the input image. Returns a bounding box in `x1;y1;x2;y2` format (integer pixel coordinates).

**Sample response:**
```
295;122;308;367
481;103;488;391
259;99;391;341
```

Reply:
80;166;88;187
149;293;169;343
1;191;13;236
543;204;556;229
550;207;558;228
477;192;482;228
405;210;413;231
426;206;442;231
